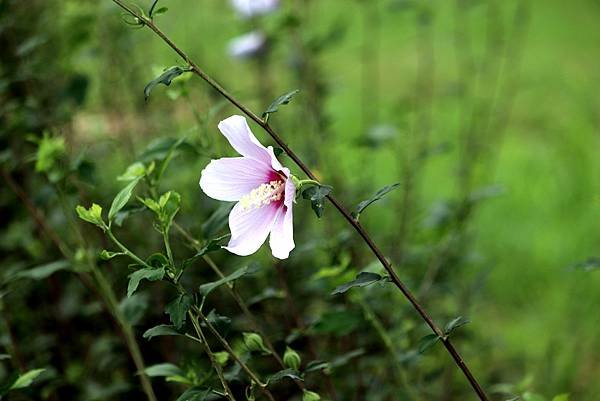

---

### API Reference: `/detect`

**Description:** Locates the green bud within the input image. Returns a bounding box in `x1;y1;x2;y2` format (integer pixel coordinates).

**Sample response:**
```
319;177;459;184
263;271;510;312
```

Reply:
283;346;301;370
242;332;270;354
302;390;321;401
214;351;229;366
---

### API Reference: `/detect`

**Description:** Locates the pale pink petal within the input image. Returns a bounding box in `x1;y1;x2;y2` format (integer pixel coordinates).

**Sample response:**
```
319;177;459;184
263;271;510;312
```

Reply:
199;157;273;202
225;202;279;256
218;116;271;164
269;178;295;259
266;146;287;175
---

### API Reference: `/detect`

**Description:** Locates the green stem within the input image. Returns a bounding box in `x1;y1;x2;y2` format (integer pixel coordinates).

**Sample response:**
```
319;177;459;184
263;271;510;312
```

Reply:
107;229;151;268
188;311;237;401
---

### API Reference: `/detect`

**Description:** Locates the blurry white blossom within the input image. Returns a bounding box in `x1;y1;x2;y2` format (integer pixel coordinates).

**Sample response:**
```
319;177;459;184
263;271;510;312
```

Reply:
230;0;279;18
228;31;266;59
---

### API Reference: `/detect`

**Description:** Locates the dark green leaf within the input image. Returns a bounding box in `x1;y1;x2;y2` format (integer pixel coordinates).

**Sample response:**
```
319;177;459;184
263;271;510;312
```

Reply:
144;363;185;378
109;177;141;222
153;7;168;16
304;360;330;373
175;387;218;401
331;272;387;295
570;257;600;272
143;324;182;340
444;316;470;336
199;264;259;297
418;334;439;353
352;183;400;220
262;89;300;119
202;203;234;238
302;185;333;218
266;369;303;386
165;293;193;329
16;260;70;280
182;234;230;271
312;310;362;336
119;292;148;326
127;267;165;297
330;349;365;368
144;66;189;101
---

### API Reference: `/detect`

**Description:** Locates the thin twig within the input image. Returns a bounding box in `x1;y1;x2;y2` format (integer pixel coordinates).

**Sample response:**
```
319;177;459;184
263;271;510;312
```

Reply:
108;3;490;399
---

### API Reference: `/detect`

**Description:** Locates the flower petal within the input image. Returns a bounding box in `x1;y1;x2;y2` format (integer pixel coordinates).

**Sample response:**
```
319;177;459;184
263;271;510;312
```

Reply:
225;202;279;256
269;178;295;259
199;157;273;202
218;115;271;164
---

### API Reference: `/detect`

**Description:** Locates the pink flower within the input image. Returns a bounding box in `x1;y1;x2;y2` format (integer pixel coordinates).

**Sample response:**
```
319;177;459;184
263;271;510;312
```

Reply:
199;115;295;259
230;0;279;18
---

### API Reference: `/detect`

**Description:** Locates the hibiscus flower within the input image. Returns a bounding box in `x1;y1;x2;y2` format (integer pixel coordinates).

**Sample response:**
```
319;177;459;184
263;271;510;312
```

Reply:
199;115;295;259
230;0;279;18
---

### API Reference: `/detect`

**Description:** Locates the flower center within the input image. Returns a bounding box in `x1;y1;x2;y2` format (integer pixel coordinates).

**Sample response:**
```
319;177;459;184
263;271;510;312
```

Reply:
239;180;284;210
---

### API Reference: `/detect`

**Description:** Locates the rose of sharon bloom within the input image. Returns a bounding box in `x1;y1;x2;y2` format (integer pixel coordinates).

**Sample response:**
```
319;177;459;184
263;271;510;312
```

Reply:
228;31;266;59
199;115;295;259
230;0;279;18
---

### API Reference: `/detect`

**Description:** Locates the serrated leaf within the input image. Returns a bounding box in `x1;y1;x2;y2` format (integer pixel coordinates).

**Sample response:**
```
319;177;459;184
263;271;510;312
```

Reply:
331;272;387;295
10;369;45;390
144;66;189;101
444;316;470;336
302;185;332;218
109;177;141;222
262;89;300;119
352;183;400;220
199;264;259;297
76;203;105;229
127;267;165;297
16;260;70;280
165;293;193;329
144;363;185;378
266;369;303;386
418;334;439;353
143;324;182;340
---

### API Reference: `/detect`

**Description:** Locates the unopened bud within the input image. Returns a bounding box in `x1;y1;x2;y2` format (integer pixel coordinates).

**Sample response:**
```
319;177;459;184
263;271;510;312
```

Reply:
302;390;321;401
243;332;269;354
283;346;301;370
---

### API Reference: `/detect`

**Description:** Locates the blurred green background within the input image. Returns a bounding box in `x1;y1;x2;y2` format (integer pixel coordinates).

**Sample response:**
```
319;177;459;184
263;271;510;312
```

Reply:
1;0;598;400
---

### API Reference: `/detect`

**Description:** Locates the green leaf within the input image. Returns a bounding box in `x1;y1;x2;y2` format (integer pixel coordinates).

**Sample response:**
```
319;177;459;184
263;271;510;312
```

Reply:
551;394;569;401
165;293;193;329
109;177;141;222
352;183;400;220
182;234;230;271
153;6;168;15
16;260;70;280
144;363;185;378
119;292;148;326
444;316;470;336
262;89;300;120
175;387;215;401
143;324;182;340
302;185;333;218
202;203;234;238
10;369;45;390
304;360;330;373
266;369;303;386
100;250;125;260
418;334;440;353
127;267;165;297
117;162;147;181
570;257;600;272
76;203;106;230
144;66;189;101
331;272;387;295
199;264;259;297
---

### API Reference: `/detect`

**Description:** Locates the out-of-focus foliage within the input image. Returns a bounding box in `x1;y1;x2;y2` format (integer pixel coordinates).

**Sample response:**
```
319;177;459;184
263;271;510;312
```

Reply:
1;0;598;401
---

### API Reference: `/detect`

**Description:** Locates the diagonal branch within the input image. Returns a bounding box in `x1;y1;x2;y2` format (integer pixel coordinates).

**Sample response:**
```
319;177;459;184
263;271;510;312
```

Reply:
108;2;490;400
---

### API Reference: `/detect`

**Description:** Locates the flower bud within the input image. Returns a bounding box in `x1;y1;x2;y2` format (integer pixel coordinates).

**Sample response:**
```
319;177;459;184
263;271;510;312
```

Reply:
283;346;301;370
243;332;269;354
302;390;321;401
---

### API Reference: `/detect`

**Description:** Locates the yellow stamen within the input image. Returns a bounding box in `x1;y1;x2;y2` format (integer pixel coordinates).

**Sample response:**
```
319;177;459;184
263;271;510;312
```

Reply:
239;180;284;210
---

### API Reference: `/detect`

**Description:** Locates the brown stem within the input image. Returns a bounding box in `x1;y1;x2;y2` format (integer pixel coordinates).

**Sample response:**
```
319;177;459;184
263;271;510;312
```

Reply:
108;3;490;399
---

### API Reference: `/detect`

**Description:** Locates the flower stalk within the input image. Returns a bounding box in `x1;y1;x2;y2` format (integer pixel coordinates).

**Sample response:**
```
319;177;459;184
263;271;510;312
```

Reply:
108;2;490;399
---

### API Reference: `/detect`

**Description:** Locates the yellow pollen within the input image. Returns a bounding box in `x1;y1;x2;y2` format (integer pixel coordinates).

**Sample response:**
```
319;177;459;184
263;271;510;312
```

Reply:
239;180;284;210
